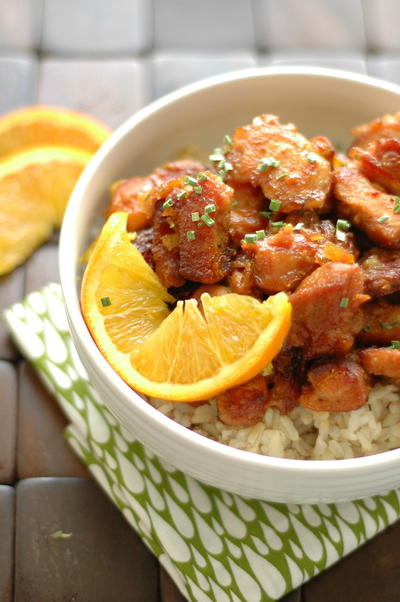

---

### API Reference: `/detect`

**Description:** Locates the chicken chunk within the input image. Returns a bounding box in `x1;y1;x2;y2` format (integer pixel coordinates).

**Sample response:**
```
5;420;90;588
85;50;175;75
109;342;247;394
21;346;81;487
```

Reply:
243;221;355;295
334;164;400;249
269;347;305;414
176;172;232;283
359;248;400;297
352;138;400;195
288;262;368;358
152;171;233;285
227;251;259;296
299;356;370;412
151;201;184;288
358;300;400;346
216;375;269;427
230;182;266;211
227;114;332;213
134;227;154;269
350;112;400;151
229;182;268;245
310;135;335;163
151;159;205;188
107;177;153;231
106;159;204;232
244;225;318;294
359;347;400;379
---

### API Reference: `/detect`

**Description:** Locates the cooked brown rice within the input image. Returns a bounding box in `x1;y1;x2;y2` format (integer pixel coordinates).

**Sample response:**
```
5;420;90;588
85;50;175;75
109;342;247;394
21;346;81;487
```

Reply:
151;382;400;460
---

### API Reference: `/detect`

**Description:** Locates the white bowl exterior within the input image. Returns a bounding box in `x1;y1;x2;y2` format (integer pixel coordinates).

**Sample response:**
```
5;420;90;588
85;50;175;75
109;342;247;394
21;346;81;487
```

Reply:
60;67;400;502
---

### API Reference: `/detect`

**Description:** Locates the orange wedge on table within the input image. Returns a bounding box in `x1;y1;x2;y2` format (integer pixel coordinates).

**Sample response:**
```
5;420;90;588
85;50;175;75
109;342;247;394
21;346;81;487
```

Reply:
0;105;110;157
0;105;110;276
81;212;292;402
0;146;92;275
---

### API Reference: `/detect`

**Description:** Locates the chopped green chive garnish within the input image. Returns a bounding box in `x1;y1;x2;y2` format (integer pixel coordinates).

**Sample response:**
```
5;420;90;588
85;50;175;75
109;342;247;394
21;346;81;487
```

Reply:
389;340;400;350
337;219;351;230
191;212;200;222
197;172;207;182
177;190;187;201
244;233;258;243
336;218;351;241
277;172;287;179
393;196;400;213
101;297;111;307
224;134;233;147
186;230;196;241
362;324;372;332
214;157;233;180
340;297;349;308
307;152;319;163
377;215;389;223
258;157;280;171
201;214;215;226
379;317;400;329
205;203;216;213
271;221;285;228
255;229;266;240
259;210;271;218
162;198;174;209
269;199;281;212
232;198;238;208
184;175;198;187
193;185;202;194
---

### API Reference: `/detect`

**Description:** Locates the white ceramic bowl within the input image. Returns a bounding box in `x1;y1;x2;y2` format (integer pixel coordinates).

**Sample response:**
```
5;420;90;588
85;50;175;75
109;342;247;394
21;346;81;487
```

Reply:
60;66;400;503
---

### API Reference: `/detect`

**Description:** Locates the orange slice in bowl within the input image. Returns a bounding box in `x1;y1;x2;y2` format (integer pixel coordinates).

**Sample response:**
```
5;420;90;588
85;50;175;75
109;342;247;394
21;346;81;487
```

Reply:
0;105;110;157
81;212;292;402
0;145;92;276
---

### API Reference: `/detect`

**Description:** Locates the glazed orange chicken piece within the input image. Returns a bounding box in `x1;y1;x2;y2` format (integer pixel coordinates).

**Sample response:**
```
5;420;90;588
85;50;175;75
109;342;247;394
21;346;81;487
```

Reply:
310;135;335;163
107;159;204;232
133;228;154;269
243;225;319;294
352;137;400;196
288;262;368;359
358;300;400;346
243;222;355;295
299;356;370;412
229;182;268;245
151;201;185;288
350;112;400;150
107;176;153;231
227;251;260;296
227;114;332;213
334;164;400;249
359;248;400;297
152;171;233;286
359;347;400;379
176;172;232;283
216;375;270;427
269;347;305;415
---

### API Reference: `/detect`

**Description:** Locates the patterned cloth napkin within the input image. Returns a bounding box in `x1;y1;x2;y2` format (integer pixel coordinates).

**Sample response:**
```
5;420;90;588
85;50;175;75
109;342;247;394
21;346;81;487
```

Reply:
4;283;400;602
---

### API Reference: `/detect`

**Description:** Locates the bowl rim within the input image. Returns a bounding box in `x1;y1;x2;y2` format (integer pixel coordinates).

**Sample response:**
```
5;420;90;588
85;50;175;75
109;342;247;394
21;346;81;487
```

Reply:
60;65;400;477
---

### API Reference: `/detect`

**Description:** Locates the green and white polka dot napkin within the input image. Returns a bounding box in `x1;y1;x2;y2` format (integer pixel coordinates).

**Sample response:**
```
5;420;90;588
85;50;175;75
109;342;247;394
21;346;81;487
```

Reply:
4;283;400;602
